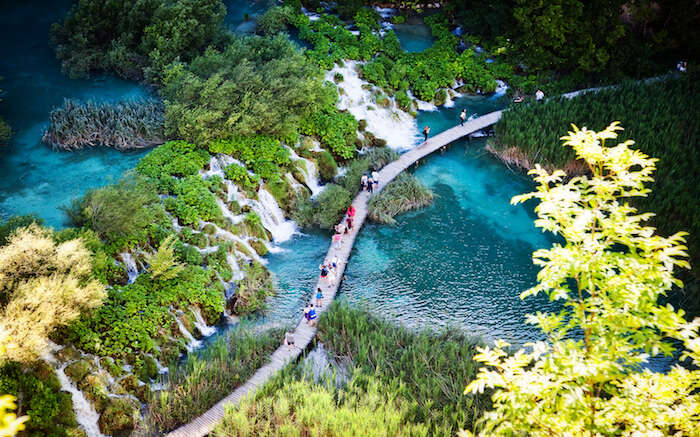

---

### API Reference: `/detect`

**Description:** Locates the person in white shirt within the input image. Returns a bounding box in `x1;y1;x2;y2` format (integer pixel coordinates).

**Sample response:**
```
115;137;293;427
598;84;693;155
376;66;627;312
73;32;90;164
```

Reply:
535;89;544;102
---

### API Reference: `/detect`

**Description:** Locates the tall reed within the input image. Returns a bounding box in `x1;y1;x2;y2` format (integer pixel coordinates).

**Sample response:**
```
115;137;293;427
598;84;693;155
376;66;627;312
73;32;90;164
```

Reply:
42;98;165;151
368;173;435;225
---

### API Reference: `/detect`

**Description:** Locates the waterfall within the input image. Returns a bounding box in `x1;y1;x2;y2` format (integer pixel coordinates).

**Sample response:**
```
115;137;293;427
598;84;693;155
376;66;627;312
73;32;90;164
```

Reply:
491;80;509;99
207;222;267;265
191;307;217;337
216;197;245;225
226;252;245;281
120;252;139;284
286;146;323;196
173;313;201;351
328;61;420;151
43;346;106;437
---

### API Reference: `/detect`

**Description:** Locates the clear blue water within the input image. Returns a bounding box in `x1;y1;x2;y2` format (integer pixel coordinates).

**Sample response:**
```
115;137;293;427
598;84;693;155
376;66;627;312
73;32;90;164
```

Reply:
393;19;434;53
0;1;150;227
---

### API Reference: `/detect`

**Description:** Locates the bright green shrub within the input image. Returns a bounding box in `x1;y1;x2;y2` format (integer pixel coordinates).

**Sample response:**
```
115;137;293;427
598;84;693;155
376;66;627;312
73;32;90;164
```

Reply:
256;5;295;35
299;107;358;159
315;150;337;182
312;184;351;229
137;140;210;180
224;163;260;195
167;175;222;226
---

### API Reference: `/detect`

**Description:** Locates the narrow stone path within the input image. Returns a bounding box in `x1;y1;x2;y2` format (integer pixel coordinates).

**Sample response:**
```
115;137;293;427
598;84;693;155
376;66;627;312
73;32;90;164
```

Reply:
166;111;503;437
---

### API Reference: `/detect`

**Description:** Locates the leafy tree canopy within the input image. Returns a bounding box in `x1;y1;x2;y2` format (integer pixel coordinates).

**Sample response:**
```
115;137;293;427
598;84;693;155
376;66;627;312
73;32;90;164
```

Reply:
465;123;700;436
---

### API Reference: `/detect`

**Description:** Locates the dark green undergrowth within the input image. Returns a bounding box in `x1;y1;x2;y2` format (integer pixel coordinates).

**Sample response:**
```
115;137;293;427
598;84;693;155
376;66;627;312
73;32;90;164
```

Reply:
368;173;435;225
147;326;285;432
316;301;488;436
492;73;700;309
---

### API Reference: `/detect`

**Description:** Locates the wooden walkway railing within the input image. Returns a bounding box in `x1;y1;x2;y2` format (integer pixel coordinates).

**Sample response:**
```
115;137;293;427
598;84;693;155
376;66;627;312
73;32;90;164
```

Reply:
166;110;503;437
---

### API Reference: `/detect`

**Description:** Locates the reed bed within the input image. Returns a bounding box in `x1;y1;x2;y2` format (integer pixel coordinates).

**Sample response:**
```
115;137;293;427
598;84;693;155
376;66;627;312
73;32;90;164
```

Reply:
368;173;435;225
492;73;700;280
316;302;488;436
147;326;284;432
42;98;166;151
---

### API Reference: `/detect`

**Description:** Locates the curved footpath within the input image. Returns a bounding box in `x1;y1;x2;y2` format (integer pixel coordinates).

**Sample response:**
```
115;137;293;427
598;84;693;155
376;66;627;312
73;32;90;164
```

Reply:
166;111;504;437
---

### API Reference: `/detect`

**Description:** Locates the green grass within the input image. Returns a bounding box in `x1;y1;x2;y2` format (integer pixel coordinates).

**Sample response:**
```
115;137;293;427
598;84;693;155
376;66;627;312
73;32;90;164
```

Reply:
368;173;435;225
316;301;488;436
147;326;285;432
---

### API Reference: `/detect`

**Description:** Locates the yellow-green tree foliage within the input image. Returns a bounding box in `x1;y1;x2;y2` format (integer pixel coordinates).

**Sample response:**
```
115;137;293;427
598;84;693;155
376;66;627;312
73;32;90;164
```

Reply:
0;394;27;436
464;122;700;436
0;224;105;363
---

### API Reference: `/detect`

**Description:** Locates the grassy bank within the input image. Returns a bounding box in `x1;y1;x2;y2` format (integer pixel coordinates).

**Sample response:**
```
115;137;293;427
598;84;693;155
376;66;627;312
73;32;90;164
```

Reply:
368;173;435;225
490;73;700;307
147;326;284;432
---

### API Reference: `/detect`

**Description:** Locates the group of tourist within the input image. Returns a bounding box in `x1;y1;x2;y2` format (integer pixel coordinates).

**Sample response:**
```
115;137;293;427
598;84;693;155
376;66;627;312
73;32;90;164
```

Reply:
360;171;380;193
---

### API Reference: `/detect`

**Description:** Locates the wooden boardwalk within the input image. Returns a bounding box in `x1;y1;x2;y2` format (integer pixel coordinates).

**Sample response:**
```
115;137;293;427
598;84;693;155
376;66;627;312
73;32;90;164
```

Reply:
166;111;503;437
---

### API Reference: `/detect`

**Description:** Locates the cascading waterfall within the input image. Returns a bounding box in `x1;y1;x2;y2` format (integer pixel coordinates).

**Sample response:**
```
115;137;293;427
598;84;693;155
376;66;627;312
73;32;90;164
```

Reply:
191;307;217;337
43;345;106;437
255;188;296;242
120;252;139;284
491;80;509;99
173;312;201;351
286;147;323;196
226;252;245;281
327;61;421;151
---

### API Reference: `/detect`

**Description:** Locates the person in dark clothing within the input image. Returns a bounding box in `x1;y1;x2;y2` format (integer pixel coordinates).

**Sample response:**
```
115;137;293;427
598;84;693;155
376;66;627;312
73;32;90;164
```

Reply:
423;125;430;142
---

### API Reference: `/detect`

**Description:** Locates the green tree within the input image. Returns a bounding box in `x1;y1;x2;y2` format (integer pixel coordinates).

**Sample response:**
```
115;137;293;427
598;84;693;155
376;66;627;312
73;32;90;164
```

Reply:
510;0;626;73
464;123;700;436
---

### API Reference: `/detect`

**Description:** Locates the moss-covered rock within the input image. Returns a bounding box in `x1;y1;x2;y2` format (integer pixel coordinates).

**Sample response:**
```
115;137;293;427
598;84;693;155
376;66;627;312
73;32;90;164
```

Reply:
201;223;217;235
434;88;447;106
98;398;138;436
56;345;81;362
135;355;159;382
78;373;110;413
64;360;92;384
118;374;139;392
250;239;268;257
227;200;242;215
315;150;337;182
66;427;87;437
244;212;270;241
100;357;123;379
134;383;152;403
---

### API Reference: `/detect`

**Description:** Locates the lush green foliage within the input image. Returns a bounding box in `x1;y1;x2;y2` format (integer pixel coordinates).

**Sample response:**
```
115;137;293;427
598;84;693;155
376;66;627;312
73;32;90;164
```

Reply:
0;118;11;146
368;173;435;225
144;235;184;280
493;75;700;280
318;302;487;435
210;136;292;181
299;107;358;159
0;362;76;436
315;150;338;182
162;34;333;144
231;262;275;314
310;184;352;229
215;376;431;436
148;327;283;432
65;173;172;248
66;265;222;359
0;224;106;363
256;5;296;35
224;163;260;195
165;175;222;226
465;123;700;436
42;98;165;151
50;0;227;82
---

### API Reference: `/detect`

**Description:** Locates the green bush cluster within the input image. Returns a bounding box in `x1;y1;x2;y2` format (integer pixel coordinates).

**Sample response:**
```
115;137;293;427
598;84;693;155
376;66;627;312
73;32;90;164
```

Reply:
294;11;502;102
224;163;260;195
50;0;228;82
164;175;222;226
137;140;210;181
0;361;79;436
299;107;358;159
162;34;334;144
209;136;292;181
368;173;435;225
66;265;223;360
493;74;700;302
148;326;284;432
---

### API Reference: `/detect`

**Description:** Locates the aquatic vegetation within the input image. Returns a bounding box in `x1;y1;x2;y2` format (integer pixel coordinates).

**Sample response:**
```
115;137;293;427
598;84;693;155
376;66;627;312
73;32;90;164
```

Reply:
315;150;338;182
256;5;296;35
42;98;166;151
50;0;227;82
162;34;334;144
368;173;435;225
0;224;106;364
148;327;284;432
465;123;700;436
166;175;222;226
310;184;352;230
318;302;488;435
215;376;431;436
144;235;185;281
231;262;275;314
210;136;293;181
137;140;211;179
0;118;10;146
492;74;700;286
299;106;358;159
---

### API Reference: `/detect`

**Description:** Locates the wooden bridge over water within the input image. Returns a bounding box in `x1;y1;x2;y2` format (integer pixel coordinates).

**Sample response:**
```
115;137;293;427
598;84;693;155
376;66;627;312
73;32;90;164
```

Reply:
166;110;504;437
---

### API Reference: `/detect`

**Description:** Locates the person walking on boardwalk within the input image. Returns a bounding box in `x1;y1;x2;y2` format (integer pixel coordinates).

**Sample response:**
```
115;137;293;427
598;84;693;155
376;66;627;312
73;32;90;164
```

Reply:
316;287;323;307
320;263;329;282
346;215;353;230
360;174;368;191
371;170;379;190
460;108;467;126
423;125;430;142
333;232;343;248
303;304;311;325
284;329;295;351
308;304;317;327
366;176;374;193
347;204;355;218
